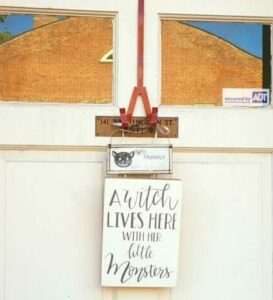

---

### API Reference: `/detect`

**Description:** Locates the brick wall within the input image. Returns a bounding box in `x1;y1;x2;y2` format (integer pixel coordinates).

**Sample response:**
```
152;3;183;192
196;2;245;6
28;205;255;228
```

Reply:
34;16;60;28
161;20;262;105
0;18;263;105
0;17;113;103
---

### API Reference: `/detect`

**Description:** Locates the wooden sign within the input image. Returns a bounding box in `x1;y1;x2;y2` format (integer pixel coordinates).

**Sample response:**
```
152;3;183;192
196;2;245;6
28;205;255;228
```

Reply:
107;144;172;174
95;116;179;138
101;178;183;287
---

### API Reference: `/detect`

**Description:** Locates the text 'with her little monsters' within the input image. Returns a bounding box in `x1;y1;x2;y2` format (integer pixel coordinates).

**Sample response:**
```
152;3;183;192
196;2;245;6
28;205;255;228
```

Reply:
101;178;182;287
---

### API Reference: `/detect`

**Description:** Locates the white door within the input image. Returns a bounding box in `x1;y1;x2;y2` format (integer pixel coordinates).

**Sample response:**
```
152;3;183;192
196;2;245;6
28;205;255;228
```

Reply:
0;1;272;300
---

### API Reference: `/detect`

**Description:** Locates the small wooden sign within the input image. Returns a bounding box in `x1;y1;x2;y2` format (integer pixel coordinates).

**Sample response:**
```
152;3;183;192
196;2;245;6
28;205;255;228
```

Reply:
95;116;178;138
107;144;172;174
101;178;183;287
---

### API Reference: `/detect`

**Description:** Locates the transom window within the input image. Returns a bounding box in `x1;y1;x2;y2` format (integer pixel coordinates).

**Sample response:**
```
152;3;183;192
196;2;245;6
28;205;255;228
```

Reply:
161;20;271;106
0;14;114;104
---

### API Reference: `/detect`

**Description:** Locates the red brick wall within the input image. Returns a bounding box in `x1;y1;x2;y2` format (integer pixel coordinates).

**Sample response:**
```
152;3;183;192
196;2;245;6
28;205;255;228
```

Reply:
0;17;113;103
0;18;263;105
161;20;262;105
34;16;60;28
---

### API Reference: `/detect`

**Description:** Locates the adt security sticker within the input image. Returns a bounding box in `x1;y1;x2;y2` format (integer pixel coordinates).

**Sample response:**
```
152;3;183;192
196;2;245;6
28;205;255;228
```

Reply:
223;88;270;107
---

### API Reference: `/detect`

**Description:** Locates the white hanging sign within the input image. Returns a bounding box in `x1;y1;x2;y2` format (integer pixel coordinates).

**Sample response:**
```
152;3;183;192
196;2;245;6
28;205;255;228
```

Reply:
101;178;183;287
107;144;172;174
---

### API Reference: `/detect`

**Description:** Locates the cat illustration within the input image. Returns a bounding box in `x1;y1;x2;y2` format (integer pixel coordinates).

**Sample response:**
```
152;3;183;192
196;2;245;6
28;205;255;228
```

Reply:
112;151;134;168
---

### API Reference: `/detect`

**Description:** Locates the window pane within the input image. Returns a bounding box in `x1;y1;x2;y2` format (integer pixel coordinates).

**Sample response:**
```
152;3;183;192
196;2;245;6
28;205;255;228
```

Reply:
161;20;271;105
0;14;113;103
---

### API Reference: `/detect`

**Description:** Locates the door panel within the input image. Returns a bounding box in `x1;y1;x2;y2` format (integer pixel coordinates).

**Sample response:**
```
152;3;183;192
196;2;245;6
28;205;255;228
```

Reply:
172;153;272;300
2;153;104;300
0;151;271;300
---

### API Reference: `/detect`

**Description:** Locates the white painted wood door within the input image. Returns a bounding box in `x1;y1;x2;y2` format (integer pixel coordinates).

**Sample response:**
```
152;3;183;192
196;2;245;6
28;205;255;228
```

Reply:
0;1;272;300
0;151;271;300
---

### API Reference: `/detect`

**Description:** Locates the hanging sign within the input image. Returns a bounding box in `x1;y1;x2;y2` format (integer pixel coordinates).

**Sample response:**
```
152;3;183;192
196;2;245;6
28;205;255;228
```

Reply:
101;178;183;287
107;144;172;174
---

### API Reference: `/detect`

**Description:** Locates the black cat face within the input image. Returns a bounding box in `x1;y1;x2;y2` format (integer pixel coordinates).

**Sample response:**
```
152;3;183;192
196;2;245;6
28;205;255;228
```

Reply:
112;151;134;168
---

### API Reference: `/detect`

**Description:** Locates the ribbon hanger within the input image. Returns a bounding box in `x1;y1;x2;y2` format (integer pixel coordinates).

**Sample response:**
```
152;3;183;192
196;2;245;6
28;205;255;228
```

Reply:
119;0;158;128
